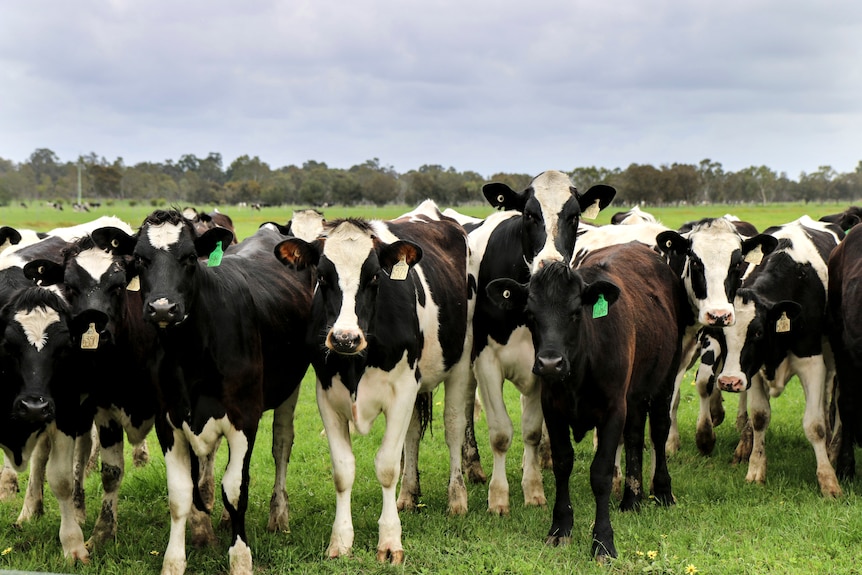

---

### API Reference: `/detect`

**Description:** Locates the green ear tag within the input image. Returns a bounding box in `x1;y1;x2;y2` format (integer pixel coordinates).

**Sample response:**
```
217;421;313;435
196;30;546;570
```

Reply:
592;294;608;319
207;242;224;267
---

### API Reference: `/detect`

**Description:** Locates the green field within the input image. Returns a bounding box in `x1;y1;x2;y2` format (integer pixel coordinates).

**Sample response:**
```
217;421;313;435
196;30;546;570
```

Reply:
1;200;860;575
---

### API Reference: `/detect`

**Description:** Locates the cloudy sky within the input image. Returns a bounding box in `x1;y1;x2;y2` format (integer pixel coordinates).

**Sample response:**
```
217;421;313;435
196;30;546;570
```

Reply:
2;0;861;179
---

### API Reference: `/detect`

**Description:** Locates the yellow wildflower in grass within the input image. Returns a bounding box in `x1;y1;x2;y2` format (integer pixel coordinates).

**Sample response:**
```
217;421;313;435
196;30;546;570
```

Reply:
686;565;698;574
647;550;658;560
1;547;11;556
636;550;644;557
149;550;160;556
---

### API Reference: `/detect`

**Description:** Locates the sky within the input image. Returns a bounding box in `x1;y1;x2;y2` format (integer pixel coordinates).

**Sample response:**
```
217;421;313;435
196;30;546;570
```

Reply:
2;0;861;179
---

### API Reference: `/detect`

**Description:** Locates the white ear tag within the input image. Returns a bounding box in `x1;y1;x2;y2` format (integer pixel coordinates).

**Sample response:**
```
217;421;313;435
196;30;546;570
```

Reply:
81;323;100;350
126;276;140;291
582;199;601;220
776;311;791;333
744;246;763;265
390;256;409;281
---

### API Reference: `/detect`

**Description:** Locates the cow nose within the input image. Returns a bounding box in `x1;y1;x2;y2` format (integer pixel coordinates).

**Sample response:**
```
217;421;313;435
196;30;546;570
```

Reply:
534;353;564;376
717;375;745;393
146;300;179;327
706;311;734;327
14;396;55;423
328;329;364;355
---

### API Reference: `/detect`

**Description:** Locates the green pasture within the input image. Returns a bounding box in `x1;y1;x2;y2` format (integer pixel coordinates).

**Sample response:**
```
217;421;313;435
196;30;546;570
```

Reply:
1;200;861;575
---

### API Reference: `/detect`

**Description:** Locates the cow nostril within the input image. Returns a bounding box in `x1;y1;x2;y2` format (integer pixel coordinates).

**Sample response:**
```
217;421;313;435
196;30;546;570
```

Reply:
534;354;564;375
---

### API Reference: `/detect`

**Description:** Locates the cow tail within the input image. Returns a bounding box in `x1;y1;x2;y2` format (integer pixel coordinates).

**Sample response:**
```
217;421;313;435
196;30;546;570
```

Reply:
416;391;433;439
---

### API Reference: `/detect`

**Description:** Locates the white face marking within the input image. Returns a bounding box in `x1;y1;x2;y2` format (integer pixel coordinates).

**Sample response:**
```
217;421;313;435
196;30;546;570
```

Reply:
324;224;375;332
530;171;575;272
76;247;115;282
686;220;743;324
146;222;183;251
14;307;61;351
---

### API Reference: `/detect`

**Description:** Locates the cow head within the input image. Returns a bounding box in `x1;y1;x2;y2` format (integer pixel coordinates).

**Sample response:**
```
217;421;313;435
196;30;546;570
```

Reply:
91;211;234;329
274;219;422;356
715;288;801;392
483;170;615;273
25;233;140;349
0;286;73;425
486;262;620;381
656;218;778;327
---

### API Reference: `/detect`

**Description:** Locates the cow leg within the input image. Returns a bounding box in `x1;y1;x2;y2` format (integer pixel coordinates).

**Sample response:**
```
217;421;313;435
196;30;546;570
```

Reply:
268;387;299;532
745;375;770;485
539;420;553;470
666;335;700;454
591;415;624;560
222;426;257;575
519;390;547;507
695;361;719;455
84;424;99;476
647;387;675;506
46;430;89;564
543;409;574;547
190;449;218;546
732;391;753;464
133;439;150;468
162;432;193;575
474;355;513;515
620;403;647;512
461;371;487;484
72;426;94;525
319;386;356;559
0;456;18;500
796;356;842;497
443;365;471;515
397;398;423;512
17;432;49;525
87;419;124;550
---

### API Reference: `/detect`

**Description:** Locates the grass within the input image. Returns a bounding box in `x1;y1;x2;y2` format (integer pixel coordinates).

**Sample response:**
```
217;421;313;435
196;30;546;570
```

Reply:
1;199;861;574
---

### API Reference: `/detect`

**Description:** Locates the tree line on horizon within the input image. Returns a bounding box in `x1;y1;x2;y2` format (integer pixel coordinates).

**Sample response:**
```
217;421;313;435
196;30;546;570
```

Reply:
1;148;861;208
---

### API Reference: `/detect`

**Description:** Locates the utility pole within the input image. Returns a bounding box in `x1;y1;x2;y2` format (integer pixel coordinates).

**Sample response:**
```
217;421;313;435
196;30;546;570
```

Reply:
77;161;83;205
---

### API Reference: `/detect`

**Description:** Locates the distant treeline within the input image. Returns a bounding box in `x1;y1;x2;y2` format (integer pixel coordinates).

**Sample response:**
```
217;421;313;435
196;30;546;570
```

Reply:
1;148;861;207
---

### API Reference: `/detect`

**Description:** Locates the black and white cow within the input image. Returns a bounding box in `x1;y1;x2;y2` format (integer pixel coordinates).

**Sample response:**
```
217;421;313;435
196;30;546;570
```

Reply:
91;210;314;575
827;223;862;478
713;216;843;497
468;170;615;515
486;242;686;559
820;205;862;232
274;201;473;564
609;205;659;225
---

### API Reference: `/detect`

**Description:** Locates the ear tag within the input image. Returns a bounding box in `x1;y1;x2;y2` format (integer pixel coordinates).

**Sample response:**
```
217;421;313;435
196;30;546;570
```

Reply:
127;276;141;291
744;245;763;265
390;256;409;281
497;194;505;204
592;294;608;319
207;242;224;267
81;323;100;350
776;311;791;333
582;199;601;220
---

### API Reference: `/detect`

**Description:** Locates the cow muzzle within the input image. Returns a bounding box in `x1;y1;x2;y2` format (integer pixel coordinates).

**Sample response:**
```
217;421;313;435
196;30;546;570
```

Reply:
145;298;183;328
327;328;367;355
703;309;735;327
533;352;566;378
14;395;55;424
717;374;747;393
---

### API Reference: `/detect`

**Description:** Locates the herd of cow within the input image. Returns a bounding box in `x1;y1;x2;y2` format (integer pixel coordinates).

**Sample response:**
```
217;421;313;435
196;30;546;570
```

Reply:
1;170;862;574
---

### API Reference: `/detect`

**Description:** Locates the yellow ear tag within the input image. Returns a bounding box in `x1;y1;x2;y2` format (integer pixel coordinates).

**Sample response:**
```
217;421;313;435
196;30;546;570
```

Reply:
776;311;791;333
592;294;608;318
744;246;763;265
390;256;409;281
582;199;601;220
81;323;100;350
207;242;224;267
127;276;140;291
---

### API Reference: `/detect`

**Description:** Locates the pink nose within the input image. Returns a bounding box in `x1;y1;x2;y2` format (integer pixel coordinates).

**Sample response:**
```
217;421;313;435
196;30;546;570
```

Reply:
718;375;745;393
705;311;734;326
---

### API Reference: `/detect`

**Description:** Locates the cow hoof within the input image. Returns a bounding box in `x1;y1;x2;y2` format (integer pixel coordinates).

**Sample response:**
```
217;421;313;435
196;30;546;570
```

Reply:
695;429;716;455
465;463;487;484
524;493;547;507
376;548;404;564
487;503;510;516
545;535;572;547
65;546;90;565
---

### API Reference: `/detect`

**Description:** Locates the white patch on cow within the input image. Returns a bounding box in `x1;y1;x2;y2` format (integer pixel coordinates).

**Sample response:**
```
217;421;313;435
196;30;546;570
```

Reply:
530;170;574;272
717;299;756;390
146;221;184;251
684;218;744;325
76;247;115;282
14;306;60;351
572;222;669;267
290;209;325;242
324;223;375;334
180;416;228;459
398;199;443;222
773;216;834;286
46;215;134;239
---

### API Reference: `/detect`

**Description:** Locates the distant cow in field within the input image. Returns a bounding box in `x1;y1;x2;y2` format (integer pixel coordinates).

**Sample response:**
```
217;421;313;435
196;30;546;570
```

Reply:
92;210;314;575
274;200;473;564
486;242;686;559
609;205;659;225
819;206;862;232
713;216;843;497
182;206;238;243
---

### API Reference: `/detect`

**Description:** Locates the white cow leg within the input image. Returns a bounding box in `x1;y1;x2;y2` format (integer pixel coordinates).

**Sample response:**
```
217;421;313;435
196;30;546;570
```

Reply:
319;386;355;559
396;401;422;512
0;456;18;500
694;365;718;455
46;430;89;564
519;390;546;507
17;432;49;525
666;367;683;454
162;434;193;575
796;356;842;497
443;365;470;515
87;423;125;550
474;355;513;515
72;427;94;525
745;376;770;484
222;426;254;575
375;392;414;565
268;388;298;532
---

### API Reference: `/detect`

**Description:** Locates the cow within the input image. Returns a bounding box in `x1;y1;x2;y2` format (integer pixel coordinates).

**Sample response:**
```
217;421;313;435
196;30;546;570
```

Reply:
90;210;314;575
182;207;238;243
468;170;615;515
712;215;843;497
486;241;686;559
655;217;777;454
826;223;862;479
273;200;473;564
609;205;659;225
820;206;862;232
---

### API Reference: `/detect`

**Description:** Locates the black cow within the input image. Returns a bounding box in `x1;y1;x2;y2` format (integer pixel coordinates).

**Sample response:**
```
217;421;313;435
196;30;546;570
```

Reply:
91;211;314;575
274;200;473;564
469;170;615;514
713;216;843;497
827;223;862;478
820;206;862;232
486;242;686;559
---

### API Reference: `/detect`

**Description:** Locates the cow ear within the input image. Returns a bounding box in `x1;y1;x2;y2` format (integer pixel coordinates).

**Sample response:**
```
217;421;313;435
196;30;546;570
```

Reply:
741;234;778;262
379;240;423;275
0;226;22;247
581;280;621;310
577;185;616;218
768;300;802;332
486;278;528;311
274;237;321;270
483;182;526;212
23;259;64;287
656;230;690;256
92;227;137;256
194;226;234;258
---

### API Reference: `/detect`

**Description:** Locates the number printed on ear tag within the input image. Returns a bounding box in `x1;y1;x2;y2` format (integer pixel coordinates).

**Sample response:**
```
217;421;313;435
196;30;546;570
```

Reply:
81;323;99;350
390;257;409;281
592;294;608;318
776;311;791;333
207;242;224;267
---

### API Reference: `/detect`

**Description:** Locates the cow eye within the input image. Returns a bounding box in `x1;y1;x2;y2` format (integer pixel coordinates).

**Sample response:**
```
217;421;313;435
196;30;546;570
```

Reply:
134;255;149;269
186;254;198;266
